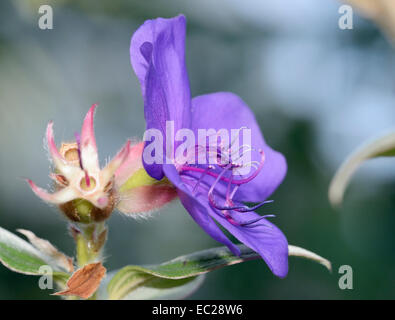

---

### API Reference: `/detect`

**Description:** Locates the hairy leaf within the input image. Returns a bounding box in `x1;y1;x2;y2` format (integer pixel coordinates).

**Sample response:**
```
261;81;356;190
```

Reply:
106;244;330;300
0;226;69;281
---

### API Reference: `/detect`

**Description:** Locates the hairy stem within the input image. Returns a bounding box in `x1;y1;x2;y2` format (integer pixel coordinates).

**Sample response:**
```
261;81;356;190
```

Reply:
70;222;108;268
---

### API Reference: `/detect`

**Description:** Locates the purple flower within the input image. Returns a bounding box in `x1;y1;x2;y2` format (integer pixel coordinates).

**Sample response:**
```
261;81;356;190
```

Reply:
130;15;288;277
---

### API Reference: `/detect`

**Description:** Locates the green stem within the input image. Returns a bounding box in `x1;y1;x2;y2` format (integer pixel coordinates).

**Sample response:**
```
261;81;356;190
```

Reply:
76;233;93;267
69;223;107;300
73;222;107;268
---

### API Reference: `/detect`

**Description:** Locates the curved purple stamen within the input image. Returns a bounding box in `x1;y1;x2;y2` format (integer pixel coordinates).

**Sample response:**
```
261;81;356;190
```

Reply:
207;163;233;211
179;150;265;186
192;166;211;193
180;144;273;227
182;149;266;212
209;170;273;213
192;145;229;166
239;214;275;227
215;200;274;213
192;143;251;168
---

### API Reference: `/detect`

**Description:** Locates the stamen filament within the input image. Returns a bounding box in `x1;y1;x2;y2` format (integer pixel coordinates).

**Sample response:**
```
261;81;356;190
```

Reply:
179;150;265;186
75;132;90;186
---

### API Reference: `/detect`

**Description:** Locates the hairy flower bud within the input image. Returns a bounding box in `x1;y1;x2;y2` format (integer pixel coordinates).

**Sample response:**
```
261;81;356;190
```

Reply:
27;104;177;223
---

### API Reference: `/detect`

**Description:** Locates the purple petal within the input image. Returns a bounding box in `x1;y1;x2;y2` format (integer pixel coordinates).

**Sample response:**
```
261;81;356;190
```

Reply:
209;208;289;278
163;164;240;256
191;92;287;202
130;15;192;179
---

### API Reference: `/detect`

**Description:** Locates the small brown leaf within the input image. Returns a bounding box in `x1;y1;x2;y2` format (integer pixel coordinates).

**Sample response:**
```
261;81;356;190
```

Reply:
17;229;74;273
54;262;106;299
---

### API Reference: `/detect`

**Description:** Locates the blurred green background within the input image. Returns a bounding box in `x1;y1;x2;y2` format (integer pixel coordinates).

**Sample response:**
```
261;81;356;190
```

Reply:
1;0;395;299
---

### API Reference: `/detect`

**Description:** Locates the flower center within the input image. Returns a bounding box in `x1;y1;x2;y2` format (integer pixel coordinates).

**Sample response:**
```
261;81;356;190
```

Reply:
59;142;80;166
80;176;96;191
64;148;79;162
178;138;272;227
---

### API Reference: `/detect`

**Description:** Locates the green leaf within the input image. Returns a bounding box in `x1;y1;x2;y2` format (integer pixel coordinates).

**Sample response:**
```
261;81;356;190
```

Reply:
102;270;204;300
106;244;330;300
329;131;395;206
288;245;332;272
121;275;205;300
0;226;69;281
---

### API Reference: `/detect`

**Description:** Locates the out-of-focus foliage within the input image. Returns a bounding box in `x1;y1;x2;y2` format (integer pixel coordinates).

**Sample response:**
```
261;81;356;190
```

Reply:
329;131;395;206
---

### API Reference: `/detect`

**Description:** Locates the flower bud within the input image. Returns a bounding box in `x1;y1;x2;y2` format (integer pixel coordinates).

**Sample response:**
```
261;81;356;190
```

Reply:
27;104;178;223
